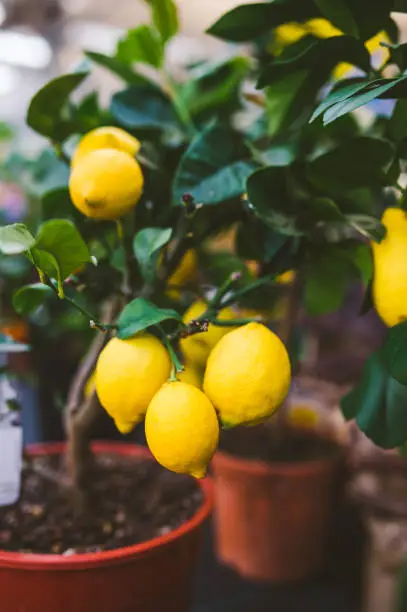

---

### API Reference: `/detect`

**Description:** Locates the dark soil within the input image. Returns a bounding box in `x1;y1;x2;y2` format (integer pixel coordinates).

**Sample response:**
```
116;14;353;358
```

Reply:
0;453;202;555
219;424;340;463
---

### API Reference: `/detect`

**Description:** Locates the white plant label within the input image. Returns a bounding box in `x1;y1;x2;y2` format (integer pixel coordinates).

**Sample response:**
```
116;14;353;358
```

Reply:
0;376;23;506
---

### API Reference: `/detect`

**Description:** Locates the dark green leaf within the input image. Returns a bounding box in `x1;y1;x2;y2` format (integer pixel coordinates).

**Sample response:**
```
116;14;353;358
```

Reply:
207;3;277;42
26;71;88;140
85;51;143;85
307;137;394;194
304;246;358;315
321;76;407;125
33;220;90;281
396;556;407;612
133;227;172;282
12;283;53;316
342;350;407;449
116;25;164;68
313;0;359;37
117;298;181;339
207;1;318;42
173;124;255;206
41;188;82;222
310;80;369;123
147;0;179;42
199;251;253;288
246;166;303;236
258;36;370;89
388;99;407;142
265;69;312;136
111;85;179;132
0;224;35;255
346;242;373;285
382;321;407;385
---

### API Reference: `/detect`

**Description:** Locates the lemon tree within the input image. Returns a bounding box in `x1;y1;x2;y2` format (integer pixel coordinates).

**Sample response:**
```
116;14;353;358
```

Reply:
3;0;407;507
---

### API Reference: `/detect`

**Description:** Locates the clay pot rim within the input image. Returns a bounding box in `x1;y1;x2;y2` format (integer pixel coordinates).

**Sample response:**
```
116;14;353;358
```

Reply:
0;441;213;571
213;436;344;478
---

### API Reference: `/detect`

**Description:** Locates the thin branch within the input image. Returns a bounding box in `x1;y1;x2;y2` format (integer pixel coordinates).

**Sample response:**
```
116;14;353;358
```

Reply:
52;141;71;166
64;296;121;428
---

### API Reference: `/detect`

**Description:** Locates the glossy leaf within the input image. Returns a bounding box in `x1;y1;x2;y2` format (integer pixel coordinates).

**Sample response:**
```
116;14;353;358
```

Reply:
307;137;394;194
341;351;407;449
0;224;35;255
265;69;311;136
246;166;303;236
26;71;88;140
173;124;254;205
33;220;91;281
117;298;181;339
111;85;178;132
133;227;172;282
13;283;53;316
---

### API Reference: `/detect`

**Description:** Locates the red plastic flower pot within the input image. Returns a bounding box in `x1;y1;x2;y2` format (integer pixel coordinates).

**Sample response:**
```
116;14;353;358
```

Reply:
212;438;344;583
0;442;212;612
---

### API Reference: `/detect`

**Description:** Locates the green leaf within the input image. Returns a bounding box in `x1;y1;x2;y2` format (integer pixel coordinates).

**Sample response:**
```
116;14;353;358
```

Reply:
85;51;143;85
116;25;164;68
13;283;53;316
310;80;369;123
304;246;358;315
0;224;35;255
313;0;359;37
346;242;373;285
181;56;249;121
319;76;407;125
397;556;407;612
0;122;14;141
382;321;407;385
342;350;407;449
147;0;179;42
207;1;318;42
133;227;172;282
388;99;407;142
246;166;303;236
26;71;89;140
33;220;91;281
307;137;395;194
111;84;179;132
265;69;311;136
173;124;255;206
41;188;82;222
258;36;370;89
117;298;181;339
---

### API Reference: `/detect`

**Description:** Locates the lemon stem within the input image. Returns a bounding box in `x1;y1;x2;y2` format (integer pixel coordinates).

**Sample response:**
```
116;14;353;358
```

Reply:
159;328;184;378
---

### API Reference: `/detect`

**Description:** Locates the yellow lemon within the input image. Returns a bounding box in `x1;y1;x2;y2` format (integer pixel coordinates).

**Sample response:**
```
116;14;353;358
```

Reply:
178;361;204;388
288;404;319;430
372;207;407;327
69;148;144;220
204;322;291;426
71;126;141;168
95;334;171;434
180;300;236;368
84;371;96;399
277;270;295;284
145;381;219;478
165;249;199;300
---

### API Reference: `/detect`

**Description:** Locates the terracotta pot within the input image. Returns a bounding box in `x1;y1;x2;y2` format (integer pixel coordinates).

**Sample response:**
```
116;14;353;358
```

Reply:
212;436;344;582
0;442;212;612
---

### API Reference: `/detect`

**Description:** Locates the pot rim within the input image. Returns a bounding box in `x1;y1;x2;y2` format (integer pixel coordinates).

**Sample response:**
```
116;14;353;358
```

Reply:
0;441;213;571
213;440;344;478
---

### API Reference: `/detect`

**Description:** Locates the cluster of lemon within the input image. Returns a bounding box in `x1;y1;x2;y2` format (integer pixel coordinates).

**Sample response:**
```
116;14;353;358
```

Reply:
69;126;291;478
96;319;291;479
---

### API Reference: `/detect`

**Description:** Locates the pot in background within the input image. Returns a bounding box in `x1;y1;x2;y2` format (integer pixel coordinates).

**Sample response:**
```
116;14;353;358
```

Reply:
212;432;344;582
